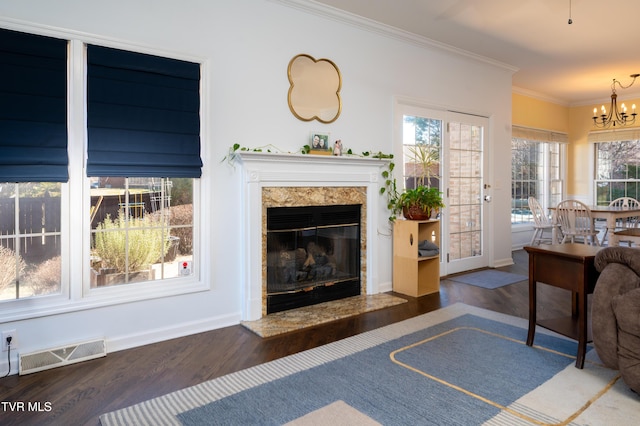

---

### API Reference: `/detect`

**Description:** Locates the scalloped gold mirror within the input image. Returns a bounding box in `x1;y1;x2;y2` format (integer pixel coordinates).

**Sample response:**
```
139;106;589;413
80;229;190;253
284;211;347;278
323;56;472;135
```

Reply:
287;54;342;124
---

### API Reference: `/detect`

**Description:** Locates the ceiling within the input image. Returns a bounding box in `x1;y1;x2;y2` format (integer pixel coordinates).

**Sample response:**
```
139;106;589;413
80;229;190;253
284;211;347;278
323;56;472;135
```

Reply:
313;0;640;106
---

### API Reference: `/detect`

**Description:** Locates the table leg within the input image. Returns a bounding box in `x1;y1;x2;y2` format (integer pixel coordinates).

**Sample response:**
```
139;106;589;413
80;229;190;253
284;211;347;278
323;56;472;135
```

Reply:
605;216;618;246
576;290;588;369
527;261;537;346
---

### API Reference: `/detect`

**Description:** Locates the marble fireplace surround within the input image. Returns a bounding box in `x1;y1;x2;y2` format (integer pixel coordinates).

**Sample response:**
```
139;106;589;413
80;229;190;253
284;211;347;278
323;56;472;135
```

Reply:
238;151;387;321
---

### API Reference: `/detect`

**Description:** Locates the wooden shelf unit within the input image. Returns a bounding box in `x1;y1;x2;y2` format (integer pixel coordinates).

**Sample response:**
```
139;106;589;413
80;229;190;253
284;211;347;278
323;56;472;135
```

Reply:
392;219;441;297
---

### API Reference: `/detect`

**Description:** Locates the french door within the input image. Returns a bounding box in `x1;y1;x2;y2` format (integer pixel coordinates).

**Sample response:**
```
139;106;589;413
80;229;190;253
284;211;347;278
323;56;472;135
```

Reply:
445;113;489;274
396;104;490;275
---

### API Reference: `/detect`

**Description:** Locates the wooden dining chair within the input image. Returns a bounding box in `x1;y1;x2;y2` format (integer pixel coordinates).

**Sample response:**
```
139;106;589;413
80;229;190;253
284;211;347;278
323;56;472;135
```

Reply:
527;196;559;245
606;197;640;246
555;199;600;245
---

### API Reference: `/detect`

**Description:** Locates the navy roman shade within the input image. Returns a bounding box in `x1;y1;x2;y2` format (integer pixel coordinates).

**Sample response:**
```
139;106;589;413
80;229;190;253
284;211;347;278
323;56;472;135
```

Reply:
0;28;68;182
87;45;202;178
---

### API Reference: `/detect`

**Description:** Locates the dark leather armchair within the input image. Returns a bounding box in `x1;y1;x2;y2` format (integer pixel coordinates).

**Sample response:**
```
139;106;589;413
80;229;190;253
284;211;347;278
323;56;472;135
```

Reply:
593;247;640;394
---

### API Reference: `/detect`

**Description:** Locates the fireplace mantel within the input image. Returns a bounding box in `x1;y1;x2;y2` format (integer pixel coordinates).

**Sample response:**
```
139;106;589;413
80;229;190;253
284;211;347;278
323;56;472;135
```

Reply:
238;151;389;320
237;151;389;182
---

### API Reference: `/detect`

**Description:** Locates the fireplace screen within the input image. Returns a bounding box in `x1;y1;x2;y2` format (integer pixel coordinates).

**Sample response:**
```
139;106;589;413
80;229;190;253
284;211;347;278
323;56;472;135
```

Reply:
266;204;361;314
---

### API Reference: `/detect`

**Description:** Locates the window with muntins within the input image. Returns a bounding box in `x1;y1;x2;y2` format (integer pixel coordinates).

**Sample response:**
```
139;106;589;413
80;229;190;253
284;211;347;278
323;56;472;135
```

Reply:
511;127;566;225
0;29;67;302
594;139;640;204
0;29;203;312
86;45;200;288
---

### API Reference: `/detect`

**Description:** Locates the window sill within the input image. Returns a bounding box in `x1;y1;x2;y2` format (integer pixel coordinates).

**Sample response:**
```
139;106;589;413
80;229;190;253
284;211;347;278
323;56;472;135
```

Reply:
0;278;209;323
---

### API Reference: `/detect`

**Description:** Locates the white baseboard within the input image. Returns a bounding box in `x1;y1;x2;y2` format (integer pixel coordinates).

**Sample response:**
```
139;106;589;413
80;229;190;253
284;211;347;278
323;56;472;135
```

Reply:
377;280;393;293
493;256;515;268
105;312;242;354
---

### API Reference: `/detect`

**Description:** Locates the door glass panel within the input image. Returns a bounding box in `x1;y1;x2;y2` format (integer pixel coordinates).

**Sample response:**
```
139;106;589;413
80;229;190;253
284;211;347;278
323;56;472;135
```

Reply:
402;115;442;190
448;122;484;261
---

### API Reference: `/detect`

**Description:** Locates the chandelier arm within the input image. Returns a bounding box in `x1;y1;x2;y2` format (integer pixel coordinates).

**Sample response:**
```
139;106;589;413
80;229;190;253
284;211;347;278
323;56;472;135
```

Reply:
613;74;639;90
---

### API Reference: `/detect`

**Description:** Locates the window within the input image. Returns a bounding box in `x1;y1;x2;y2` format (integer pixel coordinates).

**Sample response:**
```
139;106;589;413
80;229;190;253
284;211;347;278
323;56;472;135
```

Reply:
511;127;566;224
594;138;640;205
0;29;203;314
0;29;67;302
86;45;201;289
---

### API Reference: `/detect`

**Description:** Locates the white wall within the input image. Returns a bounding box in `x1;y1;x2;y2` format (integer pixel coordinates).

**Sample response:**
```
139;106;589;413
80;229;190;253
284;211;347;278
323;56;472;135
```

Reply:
0;0;515;368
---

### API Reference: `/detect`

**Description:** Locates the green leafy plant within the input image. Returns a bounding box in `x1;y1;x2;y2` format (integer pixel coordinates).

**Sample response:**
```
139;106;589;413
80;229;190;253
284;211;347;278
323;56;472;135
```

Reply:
399;186;445;219
93;213;170;273
380;161;402;221
381;144;444;221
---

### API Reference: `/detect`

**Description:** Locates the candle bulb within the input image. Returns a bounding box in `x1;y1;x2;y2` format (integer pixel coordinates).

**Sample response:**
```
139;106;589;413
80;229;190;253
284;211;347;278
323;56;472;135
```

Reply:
602;105;606;115
633;104;637;113
594;107;597;115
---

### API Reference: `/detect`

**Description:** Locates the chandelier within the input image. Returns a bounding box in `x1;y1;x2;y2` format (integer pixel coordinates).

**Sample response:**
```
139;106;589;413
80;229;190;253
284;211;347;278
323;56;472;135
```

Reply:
592;74;639;128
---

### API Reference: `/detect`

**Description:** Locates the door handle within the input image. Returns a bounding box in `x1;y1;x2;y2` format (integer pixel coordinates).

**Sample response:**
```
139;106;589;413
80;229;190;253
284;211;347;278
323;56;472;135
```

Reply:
484;195;492;202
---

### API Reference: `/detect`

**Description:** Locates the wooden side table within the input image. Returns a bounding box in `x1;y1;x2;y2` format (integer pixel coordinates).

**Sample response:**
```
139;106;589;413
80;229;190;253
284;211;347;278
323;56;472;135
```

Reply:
392;219;440;297
524;244;601;368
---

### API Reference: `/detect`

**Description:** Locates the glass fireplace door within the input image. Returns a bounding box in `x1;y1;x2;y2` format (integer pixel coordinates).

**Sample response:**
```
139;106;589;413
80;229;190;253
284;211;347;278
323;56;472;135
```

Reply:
266;205;361;314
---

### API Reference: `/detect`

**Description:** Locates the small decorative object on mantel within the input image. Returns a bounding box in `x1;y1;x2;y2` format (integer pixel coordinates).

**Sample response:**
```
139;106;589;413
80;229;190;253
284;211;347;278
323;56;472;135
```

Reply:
309;131;331;155
333;140;343;156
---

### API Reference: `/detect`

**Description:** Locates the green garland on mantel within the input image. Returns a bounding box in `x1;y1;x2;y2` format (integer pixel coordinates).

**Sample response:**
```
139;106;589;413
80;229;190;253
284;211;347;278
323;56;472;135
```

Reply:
222;143;393;165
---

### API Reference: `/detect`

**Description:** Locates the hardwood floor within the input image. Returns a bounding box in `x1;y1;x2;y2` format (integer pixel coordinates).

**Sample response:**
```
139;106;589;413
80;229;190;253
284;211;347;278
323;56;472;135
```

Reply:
0;249;574;426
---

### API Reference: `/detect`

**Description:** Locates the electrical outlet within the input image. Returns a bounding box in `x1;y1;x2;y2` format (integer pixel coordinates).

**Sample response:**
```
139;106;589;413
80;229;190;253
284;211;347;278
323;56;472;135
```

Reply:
2;330;17;352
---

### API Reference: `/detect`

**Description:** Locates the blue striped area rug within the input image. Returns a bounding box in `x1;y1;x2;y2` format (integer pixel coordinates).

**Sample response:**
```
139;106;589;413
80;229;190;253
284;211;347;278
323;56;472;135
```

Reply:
99;304;639;426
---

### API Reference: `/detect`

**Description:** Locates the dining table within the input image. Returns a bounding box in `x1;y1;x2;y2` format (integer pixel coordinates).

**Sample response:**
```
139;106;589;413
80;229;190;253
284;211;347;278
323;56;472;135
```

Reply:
549;204;640;245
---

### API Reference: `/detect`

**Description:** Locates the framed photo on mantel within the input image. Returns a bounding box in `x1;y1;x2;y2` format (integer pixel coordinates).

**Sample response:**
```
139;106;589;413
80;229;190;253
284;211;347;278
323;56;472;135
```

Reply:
309;132;331;155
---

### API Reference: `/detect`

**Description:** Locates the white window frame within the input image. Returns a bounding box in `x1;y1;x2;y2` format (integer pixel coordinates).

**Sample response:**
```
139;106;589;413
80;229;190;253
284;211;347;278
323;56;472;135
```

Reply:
0;28;209;323
511;126;567;229
593;139;640;204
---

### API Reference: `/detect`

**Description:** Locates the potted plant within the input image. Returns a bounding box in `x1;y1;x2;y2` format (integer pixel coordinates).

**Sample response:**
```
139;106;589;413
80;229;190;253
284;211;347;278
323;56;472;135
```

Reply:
399;185;445;220
381;144;444;221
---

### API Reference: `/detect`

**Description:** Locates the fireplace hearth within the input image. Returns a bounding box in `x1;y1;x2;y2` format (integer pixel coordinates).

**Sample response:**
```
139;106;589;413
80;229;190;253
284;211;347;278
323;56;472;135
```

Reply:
266;204;361;314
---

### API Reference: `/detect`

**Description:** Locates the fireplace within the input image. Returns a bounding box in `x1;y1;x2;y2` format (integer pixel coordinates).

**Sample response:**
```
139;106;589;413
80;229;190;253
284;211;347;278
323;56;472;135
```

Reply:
266;204;361;314
237;151;387;321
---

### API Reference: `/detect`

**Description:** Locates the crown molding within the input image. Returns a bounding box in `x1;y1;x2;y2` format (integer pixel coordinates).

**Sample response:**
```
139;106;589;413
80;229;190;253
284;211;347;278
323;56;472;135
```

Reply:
572;89;640;108
511;86;569;107
269;0;518;74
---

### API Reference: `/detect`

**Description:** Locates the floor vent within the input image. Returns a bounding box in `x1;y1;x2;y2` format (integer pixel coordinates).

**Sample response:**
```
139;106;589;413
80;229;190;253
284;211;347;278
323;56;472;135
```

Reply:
19;339;106;375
